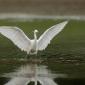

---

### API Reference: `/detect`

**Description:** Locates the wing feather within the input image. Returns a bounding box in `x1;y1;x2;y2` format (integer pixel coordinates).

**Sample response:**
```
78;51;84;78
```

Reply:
5;77;30;85
0;26;31;53
38;21;68;50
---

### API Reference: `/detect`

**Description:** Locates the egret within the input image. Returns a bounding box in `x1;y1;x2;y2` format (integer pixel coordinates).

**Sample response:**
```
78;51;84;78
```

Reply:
0;21;68;55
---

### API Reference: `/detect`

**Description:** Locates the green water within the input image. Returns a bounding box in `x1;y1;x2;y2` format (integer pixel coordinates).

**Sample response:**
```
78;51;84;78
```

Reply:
0;19;85;85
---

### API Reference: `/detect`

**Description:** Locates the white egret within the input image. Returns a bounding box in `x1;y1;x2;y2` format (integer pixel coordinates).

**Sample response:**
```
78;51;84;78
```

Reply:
0;21;68;55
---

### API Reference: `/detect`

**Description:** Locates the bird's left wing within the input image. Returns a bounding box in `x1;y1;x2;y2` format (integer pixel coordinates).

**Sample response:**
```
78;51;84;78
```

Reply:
38;21;68;50
40;78;57;85
0;26;31;54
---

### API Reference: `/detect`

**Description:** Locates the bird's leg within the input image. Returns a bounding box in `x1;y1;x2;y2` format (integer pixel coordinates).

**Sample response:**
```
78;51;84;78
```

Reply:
35;51;37;56
25;54;29;60
33;51;38;85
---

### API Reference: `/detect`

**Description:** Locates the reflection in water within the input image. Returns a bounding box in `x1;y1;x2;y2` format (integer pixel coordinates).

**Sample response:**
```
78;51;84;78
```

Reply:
3;64;65;85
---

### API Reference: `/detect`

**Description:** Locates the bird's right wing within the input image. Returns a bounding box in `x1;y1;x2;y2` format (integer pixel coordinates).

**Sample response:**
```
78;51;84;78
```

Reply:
5;77;30;85
0;26;31;54
38;21;68;50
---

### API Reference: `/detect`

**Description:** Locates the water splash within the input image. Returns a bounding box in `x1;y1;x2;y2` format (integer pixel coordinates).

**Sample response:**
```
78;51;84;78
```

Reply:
3;64;66;85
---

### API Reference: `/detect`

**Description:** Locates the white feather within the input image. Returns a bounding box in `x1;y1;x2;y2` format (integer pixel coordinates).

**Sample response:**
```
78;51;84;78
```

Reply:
37;21;68;50
41;78;58;85
0;26;31;54
5;77;30;85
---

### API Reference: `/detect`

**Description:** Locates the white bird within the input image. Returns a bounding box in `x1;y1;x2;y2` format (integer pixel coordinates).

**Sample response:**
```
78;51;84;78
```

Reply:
0;21;68;55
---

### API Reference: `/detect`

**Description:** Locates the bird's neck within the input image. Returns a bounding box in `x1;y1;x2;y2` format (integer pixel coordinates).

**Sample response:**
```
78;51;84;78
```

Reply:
34;32;37;40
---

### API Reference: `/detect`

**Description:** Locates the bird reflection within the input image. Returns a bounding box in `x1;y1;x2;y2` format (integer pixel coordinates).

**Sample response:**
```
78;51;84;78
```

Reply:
3;64;65;85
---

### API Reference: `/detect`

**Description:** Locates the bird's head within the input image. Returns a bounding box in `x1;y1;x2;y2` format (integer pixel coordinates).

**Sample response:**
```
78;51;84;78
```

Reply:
34;29;38;33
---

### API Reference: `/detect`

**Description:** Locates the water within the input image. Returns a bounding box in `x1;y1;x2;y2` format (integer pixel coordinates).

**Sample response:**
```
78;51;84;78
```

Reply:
3;64;66;85
0;17;85;85
0;59;85;85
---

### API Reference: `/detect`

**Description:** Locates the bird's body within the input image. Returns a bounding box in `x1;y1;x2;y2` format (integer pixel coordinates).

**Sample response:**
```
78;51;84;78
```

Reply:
0;21;68;55
29;40;38;54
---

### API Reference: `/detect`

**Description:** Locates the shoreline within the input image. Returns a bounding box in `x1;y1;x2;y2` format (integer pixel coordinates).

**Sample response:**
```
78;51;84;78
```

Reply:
0;13;85;20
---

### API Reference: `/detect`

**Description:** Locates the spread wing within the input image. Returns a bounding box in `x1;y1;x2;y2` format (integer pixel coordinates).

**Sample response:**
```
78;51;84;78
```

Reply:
38;21;68;50
0;26;31;54
41;78;57;85
5;77;30;85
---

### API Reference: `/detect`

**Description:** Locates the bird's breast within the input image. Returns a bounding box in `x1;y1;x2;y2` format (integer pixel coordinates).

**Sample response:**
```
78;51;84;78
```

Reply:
31;40;37;50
